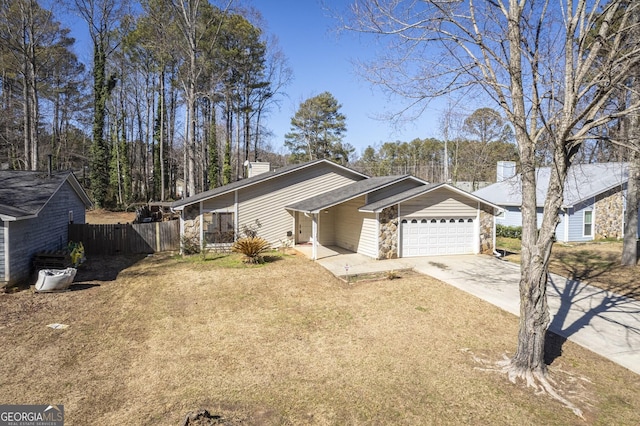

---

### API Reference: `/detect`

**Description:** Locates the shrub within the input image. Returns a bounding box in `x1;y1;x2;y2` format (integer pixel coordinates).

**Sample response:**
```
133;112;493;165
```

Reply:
181;235;201;255
232;237;271;264
496;224;522;239
240;220;262;238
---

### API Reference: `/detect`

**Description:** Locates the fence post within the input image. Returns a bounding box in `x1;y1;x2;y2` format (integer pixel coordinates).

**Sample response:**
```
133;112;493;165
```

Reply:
156;222;161;252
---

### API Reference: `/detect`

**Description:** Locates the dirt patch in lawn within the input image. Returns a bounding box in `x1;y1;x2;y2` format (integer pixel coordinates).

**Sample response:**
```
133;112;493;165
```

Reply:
1;253;639;425
86;209;136;224
499;239;640;300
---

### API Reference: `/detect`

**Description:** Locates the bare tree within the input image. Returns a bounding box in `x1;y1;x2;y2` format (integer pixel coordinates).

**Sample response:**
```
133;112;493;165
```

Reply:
347;0;640;414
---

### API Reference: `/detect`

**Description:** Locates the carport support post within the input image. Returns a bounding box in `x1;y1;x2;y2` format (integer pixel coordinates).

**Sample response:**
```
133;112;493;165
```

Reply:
312;213;318;260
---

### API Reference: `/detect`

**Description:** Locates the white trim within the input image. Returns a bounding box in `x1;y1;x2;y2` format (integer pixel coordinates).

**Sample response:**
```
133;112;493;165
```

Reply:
583;209;593;238
3;220;9;282
375;211;380;258
564;208;569;242
199;201;204;247
397;204;402;258
312;213;318;260
475;202;480;254
234;190;239;240
179;209;185;254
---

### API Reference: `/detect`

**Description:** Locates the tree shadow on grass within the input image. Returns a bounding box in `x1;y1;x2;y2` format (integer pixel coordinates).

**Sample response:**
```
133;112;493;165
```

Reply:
74;254;147;282
545;251;640;365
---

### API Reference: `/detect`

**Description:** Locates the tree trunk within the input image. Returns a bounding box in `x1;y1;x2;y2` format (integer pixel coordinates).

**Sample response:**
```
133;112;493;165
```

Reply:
622;152;640;265
622;73;640;266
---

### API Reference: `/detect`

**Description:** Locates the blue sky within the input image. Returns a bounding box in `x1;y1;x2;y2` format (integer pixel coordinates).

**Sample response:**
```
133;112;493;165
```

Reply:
248;0;450;155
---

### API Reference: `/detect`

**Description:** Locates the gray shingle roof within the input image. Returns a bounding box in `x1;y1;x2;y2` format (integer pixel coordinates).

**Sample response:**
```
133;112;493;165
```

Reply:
171;159;368;209
285;176;412;212
473;162;628;207
0;170;91;220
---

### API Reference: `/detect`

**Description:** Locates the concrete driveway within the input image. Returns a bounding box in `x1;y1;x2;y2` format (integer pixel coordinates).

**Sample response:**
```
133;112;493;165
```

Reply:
316;252;640;375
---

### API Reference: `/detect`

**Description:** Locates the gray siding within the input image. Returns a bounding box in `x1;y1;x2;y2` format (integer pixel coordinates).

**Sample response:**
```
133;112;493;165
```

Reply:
401;188;477;217
367;180;423;205
237;164;363;246
496;206;522;227
568;199;595;242
497;206;545;229
334;196;377;257
6;182;86;285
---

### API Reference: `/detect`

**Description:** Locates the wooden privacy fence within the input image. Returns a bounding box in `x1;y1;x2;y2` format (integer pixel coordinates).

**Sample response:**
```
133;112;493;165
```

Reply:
69;220;180;255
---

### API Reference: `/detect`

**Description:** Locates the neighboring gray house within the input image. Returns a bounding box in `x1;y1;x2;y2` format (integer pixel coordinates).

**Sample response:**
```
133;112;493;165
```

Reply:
172;159;500;259
474;162;639;242
0;171;92;287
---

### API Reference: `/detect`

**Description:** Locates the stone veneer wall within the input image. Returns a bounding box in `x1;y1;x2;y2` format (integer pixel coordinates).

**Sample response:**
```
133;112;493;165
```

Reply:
182;204;201;242
378;205;398;259
479;206;494;254
594;188;623;239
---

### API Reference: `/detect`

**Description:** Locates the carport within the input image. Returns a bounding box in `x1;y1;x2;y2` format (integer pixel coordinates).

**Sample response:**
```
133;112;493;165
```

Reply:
287;178;501;260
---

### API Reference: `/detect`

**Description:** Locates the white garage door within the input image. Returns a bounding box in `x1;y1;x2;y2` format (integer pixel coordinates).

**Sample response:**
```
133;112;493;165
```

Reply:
401;218;475;257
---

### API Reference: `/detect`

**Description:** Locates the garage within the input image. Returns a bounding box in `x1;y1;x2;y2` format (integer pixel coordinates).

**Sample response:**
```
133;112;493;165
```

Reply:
401;217;476;256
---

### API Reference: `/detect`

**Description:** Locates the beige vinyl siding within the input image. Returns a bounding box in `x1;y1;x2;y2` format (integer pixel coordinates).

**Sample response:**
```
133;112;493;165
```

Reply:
334;196;377;257
238;165;363;246
401;188;477;217
202;192;234;211
367;180;423;205
359;215;379;258
318;209;336;245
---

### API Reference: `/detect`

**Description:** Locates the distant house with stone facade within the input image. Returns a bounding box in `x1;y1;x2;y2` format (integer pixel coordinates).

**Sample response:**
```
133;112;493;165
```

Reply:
172;159;500;260
474;162;639;242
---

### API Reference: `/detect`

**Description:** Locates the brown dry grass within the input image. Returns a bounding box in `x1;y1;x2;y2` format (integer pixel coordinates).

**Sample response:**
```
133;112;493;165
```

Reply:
86;209;136;224
499;239;640;300
1;252;639;425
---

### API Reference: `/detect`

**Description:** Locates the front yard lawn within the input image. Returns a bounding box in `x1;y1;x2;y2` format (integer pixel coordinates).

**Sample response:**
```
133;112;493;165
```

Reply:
1;251;639;425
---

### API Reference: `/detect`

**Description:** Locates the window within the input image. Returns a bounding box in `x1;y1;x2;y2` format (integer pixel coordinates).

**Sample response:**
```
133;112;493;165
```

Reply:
203;212;235;243
583;210;593;237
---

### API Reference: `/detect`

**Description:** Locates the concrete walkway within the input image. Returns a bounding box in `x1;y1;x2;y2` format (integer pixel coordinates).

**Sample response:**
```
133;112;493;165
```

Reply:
314;251;640;375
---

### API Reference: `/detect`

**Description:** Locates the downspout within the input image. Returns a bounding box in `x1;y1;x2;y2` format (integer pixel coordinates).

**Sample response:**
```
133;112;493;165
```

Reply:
397;204;402;258
475;202;481;255
493;207;502;258
234;190;239;241
562;207;569;242
199;201;203;248
4;221;10;283
312;213;318;260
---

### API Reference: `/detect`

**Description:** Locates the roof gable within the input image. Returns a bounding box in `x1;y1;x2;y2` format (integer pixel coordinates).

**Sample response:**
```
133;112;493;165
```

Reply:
172;159;368;209
0;170;92;221
473;162;628;207
285;175;421;212
360;183;502;212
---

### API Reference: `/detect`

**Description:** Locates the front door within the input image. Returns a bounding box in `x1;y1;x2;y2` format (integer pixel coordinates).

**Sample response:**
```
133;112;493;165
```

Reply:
298;212;312;243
